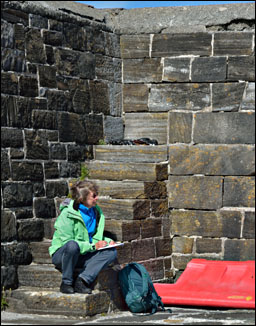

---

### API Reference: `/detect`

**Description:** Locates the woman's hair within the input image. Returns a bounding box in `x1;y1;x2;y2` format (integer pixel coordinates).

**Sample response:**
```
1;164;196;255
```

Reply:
70;179;99;202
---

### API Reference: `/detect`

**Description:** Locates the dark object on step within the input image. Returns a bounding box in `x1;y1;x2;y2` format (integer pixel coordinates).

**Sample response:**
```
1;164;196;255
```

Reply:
108;138;158;146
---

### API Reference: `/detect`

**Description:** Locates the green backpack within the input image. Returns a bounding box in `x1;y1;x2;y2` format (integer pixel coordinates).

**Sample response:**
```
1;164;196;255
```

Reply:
118;262;171;315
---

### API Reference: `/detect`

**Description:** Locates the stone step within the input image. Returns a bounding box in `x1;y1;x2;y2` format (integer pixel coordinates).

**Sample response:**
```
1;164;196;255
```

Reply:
98;198;150;220
91;180;166;199
94;145;168;162
6;285;126;317
85;161;168;181
30;240;52;264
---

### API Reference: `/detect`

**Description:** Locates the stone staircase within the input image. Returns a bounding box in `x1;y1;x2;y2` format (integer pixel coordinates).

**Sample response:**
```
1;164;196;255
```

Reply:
7;145;169;317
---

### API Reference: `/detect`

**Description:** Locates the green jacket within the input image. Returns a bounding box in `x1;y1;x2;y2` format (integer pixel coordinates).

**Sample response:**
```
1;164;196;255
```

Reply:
49;198;112;257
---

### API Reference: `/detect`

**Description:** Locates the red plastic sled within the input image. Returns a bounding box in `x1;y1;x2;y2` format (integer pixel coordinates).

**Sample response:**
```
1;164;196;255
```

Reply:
154;259;255;309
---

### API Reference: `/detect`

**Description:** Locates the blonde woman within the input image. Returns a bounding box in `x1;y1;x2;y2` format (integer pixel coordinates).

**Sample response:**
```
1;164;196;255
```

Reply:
49;180;116;294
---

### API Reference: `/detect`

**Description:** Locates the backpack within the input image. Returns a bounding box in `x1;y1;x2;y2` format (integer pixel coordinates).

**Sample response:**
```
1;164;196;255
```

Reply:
118;262;170;315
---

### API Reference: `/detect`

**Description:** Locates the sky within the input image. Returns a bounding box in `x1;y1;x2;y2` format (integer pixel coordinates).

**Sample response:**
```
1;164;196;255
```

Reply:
75;1;254;9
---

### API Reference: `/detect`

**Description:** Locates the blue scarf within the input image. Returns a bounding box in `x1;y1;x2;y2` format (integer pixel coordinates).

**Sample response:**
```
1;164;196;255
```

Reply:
78;204;96;243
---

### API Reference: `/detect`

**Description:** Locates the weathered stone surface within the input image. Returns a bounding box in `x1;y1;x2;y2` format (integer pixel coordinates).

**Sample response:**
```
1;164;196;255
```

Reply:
45;181;69;198
120;35;150;58
214;32;253;55
124;112;168;145
212;82;246;111
1;149;11;181
24;130;49;160
55;48;95;79
123;58;163;83
172;237;194;254
95;55;121;82
191;57;226;82
1;48;26;72
1;209;16;242
241;82;255;110
50;143;66;160
42;30;62;46
163;57;190;82
168;176;223;209
168;144;255;176
94;145;167;163
144;181;167;199
1;128;22;148
104;31;120;58
1;72;18;95
34;198;56;219
152;33;212;57
1;265;18;289
224;239;255;260
84;114;104;145
223;176;255;207
63;22;87;51
32;110;57;130
123;84;149;112
17;219;44;241
227;56;255;81
29;14;48;29
38;65;57;88
67;144;92;162
2;242;32;266
193;112;255;144
141;218;162;238
243;212;255;239
155;238;172;257
151;200;168;217
14;23;25;50
169;112;193;143
44;89;72;112
59;162;81;178
2;182;33;207
103;116;124;143
142;259;165;281
149;84;210;111
1;20;14;48
98;198;150;220
58;112;87;144
132;239;155;261
170;209;242;238
104;219;140;241
25;28;46;64
86;161;168;181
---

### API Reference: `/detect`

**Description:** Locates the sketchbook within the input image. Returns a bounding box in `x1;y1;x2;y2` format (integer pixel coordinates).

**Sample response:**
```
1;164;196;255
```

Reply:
98;242;124;250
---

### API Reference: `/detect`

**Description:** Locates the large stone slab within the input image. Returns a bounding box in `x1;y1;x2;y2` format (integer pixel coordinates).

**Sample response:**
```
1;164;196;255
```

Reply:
124;112;168;145
169;112;193;143
94;145;167;163
163;58;190;82
123;58;162;83
193;112;255;144
149;84;210;111
123;84;149;112
85;161;168;182
120;35;150;58
227;56;255;81
168;144;255;175
191;57;227;82
152;33;212;57
213;32;253;55
167;176;223;209
104;219;141;241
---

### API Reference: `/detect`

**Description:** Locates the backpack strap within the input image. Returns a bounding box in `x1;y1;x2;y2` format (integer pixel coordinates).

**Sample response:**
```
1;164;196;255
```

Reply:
129;263;149;299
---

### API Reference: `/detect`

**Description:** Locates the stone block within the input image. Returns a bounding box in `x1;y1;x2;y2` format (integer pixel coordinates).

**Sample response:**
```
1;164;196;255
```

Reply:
142;259;165;281
168;144;255;176
45;181;69;198
223;176;255;207
104;32;121;58
42;30;62;46
67;144;92;162
59;162;81;178
172;237;194;254
155;238;172;257
1;209;16;242
50;143;66;160
212;82;246;111
123;58;163;83
224;239;255;260
109;82;122;117
1;127;23;148
144;181;167;199
243;212;255;239
1;72;18;95
30;14;48;29
72;88;91;114
1;20;14;49
141;218;162;238
1;149;11;180
2;182;33;207
98;198;150;220
172;255;195;270
163;58;190;82
58;112;87;144
84;114;104;145
32;110;57;130
168;176;223;209
115;242;132;264
214;32;253;55
169;112;193;143
14;24;25;51
1;48;26;72
123;84;149;112
25;28;46;63
193;112;255;144
34;198;56;219
95;55;121;82
151;200;168;217
241;82;255;110
191;57;226;82
15;207;33;219
171;210;222;237
38;65;57;88
103;116;124;143
86;25;105;55
6;97;32;128
132;239;156;261
45;89;72;112
24;130;49;160
219;210;242;238
124;112;168;145
1;265;18;290
86;161;168;182
63;22;87;51
55;48;95;79
152;33;212;57
17;219;44;241
227;56;255;81
2;242;32;266
94;145;167;163
149;84;210;111
120;35;150;58
104;219;140;241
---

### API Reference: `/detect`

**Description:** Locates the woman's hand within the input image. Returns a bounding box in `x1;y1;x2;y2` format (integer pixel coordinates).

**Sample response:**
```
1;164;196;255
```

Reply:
109;240;115;245
95;240;108;250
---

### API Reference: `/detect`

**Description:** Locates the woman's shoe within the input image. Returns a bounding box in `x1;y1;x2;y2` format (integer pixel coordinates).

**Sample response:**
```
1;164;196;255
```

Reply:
60;282;74;294
74;277;92;294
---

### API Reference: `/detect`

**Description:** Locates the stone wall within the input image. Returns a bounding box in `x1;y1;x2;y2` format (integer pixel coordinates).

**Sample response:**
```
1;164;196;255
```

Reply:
1;1;255;289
